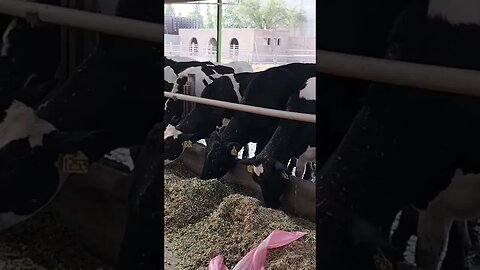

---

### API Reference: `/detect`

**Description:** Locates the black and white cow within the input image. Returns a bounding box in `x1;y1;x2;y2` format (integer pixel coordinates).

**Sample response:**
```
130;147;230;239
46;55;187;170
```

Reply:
0;0;61;107
201;63;315;181
163;57;214;93
0;0;164;269
317;0;480;269
1;0;61;95
240;77;316;209
164;71;259;165
163;63;237;124
391;205;475;270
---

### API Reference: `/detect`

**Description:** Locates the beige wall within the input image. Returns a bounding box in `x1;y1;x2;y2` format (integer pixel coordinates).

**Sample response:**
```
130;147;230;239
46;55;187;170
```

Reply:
177;28;314;63
179;29;255;55
287;37;316;50
252;29;289;55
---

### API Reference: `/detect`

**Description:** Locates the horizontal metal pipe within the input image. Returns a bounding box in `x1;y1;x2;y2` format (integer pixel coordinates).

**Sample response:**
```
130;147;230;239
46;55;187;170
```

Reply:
0;0;164;43
164;91;316;123
317;50;480;97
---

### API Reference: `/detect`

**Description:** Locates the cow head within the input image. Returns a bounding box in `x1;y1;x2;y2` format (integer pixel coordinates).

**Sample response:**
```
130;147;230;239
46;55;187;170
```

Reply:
163;124;195;165
201;131;242;180
240;156;289;209
1;13;60;87
0;128;108;231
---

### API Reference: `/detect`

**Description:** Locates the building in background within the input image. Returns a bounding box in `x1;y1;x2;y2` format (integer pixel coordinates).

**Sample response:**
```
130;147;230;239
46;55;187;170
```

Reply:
164;0;315;64
164;16;203;35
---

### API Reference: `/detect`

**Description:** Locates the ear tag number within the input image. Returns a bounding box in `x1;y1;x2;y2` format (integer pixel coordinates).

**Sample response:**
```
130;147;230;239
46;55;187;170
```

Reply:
62;151;89;174
282;171;290;180
230;146;238;156
247;165;254;173
182;140;193;148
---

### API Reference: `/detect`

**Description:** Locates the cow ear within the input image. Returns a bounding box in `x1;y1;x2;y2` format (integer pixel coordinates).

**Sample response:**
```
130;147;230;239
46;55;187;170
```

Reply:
226;142;243;157
240;157;260;174
178;133;195;148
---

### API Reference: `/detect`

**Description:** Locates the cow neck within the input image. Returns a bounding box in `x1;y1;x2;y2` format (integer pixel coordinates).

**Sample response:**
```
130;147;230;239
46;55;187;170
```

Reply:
218;117;248;146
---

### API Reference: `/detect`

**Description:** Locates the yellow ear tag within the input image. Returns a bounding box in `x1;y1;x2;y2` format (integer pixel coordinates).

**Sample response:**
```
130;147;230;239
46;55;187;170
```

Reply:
230;146;238;156
247;165;254;173
62;151;89;174
182;140;192;148
282;171;290;180
373;249;393;270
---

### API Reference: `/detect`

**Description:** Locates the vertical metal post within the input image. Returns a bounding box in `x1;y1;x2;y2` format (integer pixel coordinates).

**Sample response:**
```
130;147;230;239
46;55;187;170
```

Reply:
216;0;222;63
182;74;196;118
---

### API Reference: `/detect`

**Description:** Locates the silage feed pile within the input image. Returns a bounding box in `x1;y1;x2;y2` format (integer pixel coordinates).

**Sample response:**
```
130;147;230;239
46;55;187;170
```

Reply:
165;161;316;270
0;209;111;270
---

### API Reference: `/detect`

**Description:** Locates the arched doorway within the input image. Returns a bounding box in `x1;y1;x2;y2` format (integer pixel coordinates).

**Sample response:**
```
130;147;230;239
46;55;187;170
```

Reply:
208;38;217;56
229;38;239;59
190;37;199;55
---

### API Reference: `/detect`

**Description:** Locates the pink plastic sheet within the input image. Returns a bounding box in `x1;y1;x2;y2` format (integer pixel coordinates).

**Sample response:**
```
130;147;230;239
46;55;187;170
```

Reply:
208;230;307;270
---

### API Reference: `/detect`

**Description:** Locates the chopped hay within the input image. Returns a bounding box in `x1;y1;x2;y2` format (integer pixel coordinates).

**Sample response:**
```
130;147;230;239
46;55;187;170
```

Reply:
0;208;111;270
165;161;316;270
164;177;232;230
165;159;198;179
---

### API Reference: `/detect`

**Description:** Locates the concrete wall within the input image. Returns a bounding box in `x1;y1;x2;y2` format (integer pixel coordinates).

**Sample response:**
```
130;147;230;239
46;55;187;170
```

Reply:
175;28;314;63
287;37;316;50
179;28;255;56
165;34;181;45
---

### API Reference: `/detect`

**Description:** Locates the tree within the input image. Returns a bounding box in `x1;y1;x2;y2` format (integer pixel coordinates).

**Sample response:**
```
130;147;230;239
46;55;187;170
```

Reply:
222;0;304;30
205;5;216;28
164;4;175;16
188;5;204;26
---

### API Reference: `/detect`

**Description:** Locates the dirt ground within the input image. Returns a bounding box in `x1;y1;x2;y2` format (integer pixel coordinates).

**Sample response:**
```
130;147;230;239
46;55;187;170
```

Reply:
0;208;111;270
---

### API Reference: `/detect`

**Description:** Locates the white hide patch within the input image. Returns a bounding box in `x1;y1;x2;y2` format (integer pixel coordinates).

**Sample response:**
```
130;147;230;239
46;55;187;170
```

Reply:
0;100;56;149
428;0;480;25
1;18;17;56
299;146;316;161
299;77;316;101
164;66;178;84
253;164;264;176
216;118;230;130
295;146;316;178
225;74;242;102
173;66;225;96
164;124;182;140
